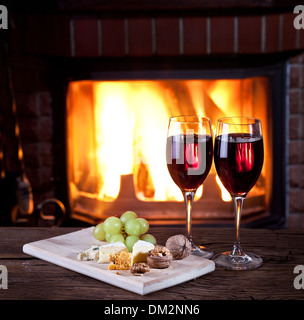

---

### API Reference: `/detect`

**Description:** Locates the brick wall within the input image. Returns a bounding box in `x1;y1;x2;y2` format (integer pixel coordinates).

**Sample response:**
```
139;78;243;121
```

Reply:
0;8;304;227
0;54;55;209
288;54;304;229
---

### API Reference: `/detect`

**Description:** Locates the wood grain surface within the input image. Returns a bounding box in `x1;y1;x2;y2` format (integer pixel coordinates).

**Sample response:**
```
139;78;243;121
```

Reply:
22;227;215;295
0;226;304;300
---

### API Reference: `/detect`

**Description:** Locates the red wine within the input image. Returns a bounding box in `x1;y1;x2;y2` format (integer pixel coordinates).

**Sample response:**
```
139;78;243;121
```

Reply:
166;134;213;191
214;133;264;196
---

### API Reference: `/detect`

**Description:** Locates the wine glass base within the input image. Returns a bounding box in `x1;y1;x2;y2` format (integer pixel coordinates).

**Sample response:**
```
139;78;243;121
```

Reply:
191;245;214;259
213;251;262;270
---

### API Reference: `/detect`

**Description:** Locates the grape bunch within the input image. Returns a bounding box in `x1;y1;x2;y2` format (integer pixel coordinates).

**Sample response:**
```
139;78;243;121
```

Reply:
93;211;156;252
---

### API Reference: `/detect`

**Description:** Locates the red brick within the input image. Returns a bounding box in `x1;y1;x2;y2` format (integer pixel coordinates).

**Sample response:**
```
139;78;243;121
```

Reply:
265;14;280;53
23;143;40;167
289;90;300;114
15;93;39;117
238;16;262;54
289;166;300;188
41;143;54;167
183;17;207;55
39;92;52;117
210;16;234;54
74;17;99;57
301;65;304;89
289;116;300;139
155;17;180;56
40;118;53;142
19;118;40;143
289;189;301;212
289;141;300;164
299;29;304;50
282;13;297;51
301;214;304;229
288;213;300;229
301;190;304;212
41;167;54;187
289;54;301;64
129;18;153;57
289;65;300;88
102;18;125;57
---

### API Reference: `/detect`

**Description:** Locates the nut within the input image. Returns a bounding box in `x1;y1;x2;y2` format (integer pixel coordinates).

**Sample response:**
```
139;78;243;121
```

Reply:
130;262;150;274
165;234;192;260
147;245;173;269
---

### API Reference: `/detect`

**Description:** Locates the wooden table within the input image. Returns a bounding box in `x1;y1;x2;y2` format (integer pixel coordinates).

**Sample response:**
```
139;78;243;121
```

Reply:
0;226;303;300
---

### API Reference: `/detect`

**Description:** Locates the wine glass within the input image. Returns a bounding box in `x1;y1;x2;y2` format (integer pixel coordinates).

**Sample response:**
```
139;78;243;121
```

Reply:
213;116;264;270
166;115;214;258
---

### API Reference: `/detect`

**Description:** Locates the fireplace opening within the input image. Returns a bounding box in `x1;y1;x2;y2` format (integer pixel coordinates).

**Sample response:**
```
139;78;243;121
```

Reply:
51;57;286;228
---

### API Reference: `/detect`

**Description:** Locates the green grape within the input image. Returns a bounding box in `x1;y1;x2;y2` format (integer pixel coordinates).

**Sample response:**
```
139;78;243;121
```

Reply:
93;222;106;241
140;234;156;245
124;219;142;236
105;233;112;242
136;218;149;234
120;211;137;225
125;235;139;252
109;233;125;244
104;216;122;235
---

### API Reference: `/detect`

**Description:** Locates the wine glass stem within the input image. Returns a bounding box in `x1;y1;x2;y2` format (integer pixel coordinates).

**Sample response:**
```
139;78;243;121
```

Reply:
183;191;195;246
232;196;245;256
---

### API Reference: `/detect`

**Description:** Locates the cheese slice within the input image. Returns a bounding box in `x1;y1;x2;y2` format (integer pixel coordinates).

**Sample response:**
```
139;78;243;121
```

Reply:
131;240;154;264
77;245;100;261
97;242;128;264
108;251;133;270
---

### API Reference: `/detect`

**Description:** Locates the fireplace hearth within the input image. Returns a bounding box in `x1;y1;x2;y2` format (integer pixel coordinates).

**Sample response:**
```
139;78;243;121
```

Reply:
1;1;303;228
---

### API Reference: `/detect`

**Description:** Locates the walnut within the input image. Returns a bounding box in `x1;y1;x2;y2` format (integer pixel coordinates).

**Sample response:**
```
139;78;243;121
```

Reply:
147;245;173;269
165;234;192;260
130;262;150;274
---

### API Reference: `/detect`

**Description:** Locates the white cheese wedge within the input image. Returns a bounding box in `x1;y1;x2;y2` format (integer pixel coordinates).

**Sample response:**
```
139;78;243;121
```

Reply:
97;242;128;264
131;240;154;264
77;245;100;261
77;248;90;261
88;245;101;260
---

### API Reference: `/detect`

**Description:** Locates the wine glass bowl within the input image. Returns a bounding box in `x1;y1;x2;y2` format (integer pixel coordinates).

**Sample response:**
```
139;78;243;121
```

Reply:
213;116;264;270
166;115;214;258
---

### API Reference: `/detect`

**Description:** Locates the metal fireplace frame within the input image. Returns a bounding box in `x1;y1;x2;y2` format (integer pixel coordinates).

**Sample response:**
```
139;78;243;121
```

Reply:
50;53;287;229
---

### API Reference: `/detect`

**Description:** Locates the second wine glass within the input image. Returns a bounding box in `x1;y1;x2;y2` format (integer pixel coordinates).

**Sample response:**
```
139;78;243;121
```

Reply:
213;116;264;270
166;115;213;258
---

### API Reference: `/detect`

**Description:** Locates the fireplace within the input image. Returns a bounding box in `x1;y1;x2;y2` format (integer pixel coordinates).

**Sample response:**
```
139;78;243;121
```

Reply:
49;55;286;228
1;1;303;228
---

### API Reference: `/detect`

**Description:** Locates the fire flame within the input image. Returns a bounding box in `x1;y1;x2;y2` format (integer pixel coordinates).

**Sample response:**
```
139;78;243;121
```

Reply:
67;78;267;204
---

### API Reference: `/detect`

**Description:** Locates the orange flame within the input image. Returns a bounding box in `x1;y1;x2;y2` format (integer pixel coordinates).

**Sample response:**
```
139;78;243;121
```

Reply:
67;78;267;204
